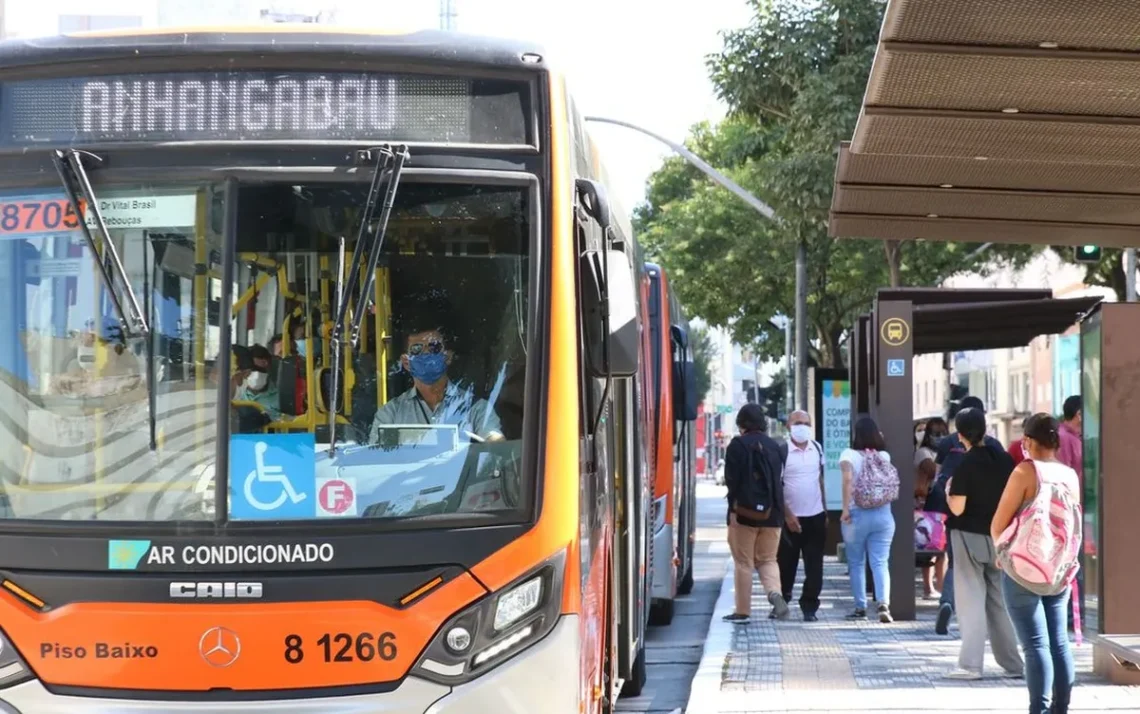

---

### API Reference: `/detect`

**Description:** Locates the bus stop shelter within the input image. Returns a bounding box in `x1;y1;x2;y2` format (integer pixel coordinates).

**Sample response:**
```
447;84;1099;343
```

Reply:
829;0;1140;677
850;288;1100;621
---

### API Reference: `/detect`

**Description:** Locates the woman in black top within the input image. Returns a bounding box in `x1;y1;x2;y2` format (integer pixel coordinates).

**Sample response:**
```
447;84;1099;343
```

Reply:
943;408;1024;680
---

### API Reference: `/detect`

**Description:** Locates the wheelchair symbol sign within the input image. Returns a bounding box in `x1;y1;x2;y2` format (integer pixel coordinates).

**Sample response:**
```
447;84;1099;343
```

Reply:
887;359;906;377
229;434;315;520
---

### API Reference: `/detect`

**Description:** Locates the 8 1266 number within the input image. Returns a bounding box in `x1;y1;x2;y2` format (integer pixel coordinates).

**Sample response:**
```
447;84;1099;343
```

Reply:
283;632;397;664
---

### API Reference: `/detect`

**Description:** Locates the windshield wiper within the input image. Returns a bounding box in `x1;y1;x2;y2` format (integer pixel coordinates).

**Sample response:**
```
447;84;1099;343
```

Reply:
328;145;410;453
51;149;150;338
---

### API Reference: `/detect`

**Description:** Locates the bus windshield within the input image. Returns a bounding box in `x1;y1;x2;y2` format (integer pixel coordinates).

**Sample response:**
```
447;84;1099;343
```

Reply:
0;184;223;521
0;179;531;524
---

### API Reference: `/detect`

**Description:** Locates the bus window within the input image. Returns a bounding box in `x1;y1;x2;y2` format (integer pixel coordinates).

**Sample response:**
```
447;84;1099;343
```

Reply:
0;185;224;520
230;181;531;522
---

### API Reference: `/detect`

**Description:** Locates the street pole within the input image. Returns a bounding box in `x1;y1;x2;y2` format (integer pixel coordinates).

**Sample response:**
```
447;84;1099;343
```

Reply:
583;116;777;220
1126;248;1137;302
752;356;760;404
583;116;797;410
795;240;808;410
784;317;793;413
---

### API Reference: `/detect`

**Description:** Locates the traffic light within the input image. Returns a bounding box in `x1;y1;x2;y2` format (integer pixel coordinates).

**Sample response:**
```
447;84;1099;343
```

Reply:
1075;245;1102;263
948;384;970;419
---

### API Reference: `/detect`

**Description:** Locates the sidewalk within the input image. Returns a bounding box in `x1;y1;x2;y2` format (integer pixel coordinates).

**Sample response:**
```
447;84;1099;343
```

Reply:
686;553;1140;713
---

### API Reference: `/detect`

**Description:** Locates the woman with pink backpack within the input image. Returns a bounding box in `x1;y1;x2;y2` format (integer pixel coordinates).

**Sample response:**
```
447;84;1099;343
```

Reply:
839;416;898;623
992;413;1083;714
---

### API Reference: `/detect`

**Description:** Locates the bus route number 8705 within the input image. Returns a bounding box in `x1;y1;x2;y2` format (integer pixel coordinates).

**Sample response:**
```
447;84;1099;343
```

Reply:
283;632;398;663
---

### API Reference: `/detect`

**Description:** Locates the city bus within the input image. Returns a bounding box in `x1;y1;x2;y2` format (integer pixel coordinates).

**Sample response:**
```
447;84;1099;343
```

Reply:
644;263;697;625
0;26;684;713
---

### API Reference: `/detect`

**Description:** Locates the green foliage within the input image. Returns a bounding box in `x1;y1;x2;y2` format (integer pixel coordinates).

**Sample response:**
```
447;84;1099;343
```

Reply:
635;0;1037;367
689;322;717;403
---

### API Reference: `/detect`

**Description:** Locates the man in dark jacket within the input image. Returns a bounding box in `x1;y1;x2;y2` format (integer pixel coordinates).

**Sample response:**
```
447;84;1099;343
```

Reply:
723;403;788;624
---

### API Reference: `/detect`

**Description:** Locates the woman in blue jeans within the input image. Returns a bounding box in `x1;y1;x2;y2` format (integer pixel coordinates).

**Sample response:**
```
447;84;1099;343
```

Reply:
840;417;896;623
992;414;1079;714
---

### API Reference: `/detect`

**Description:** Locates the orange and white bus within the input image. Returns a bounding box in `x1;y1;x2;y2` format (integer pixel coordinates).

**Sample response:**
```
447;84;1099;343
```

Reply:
644;263;698;625
0;26;691;713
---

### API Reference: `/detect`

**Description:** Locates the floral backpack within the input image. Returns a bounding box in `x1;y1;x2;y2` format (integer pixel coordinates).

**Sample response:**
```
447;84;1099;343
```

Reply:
852;450;899;508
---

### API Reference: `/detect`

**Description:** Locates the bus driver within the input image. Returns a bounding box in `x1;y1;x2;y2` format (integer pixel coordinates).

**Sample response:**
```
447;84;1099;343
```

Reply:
368;320;505;445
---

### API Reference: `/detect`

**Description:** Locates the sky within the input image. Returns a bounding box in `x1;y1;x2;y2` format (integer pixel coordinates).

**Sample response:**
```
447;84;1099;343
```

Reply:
417;0;757;214
5;0;756;215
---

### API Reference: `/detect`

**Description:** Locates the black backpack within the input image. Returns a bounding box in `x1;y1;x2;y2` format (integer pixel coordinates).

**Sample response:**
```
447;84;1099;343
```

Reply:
731;436;777;526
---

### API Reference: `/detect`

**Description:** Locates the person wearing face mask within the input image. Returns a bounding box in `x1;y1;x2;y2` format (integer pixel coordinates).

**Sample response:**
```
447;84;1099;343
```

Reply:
63;318;141;382
368;321;503;444
776;410;827;621
916;417;949;599
232;345;282;421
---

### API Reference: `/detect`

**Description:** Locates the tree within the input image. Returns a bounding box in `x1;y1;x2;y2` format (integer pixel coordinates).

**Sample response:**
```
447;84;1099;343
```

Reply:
689;323;717;403
634;0;1036;367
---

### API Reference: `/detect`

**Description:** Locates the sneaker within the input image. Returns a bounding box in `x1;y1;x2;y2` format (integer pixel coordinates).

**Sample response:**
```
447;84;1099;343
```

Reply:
945;668;982;680
803;612;819;622
768;591;789;620
722;613;750;624
935;603;952;635
845;608;867;620
1001;669;1024;679
877;603;894;623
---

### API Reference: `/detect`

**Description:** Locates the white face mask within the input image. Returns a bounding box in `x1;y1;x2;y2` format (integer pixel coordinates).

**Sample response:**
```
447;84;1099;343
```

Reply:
245;371;269;391
915;429;925;446
789;424;813;443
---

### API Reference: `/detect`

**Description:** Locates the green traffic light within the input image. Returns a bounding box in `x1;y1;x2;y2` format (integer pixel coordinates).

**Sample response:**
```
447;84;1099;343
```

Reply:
1075;245;1101;263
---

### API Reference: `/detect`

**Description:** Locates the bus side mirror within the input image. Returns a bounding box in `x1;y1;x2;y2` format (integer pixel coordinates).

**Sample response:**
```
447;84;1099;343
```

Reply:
580;248;639;379
670;324;699;421
575;178;611;231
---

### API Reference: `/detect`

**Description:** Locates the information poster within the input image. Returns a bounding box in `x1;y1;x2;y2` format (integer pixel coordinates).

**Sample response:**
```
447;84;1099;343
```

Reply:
820;379;850;511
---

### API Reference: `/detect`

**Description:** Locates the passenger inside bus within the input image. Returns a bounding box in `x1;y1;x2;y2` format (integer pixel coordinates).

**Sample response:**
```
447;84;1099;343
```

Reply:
231;344;281;420
54;318;144;397
369;318;505;446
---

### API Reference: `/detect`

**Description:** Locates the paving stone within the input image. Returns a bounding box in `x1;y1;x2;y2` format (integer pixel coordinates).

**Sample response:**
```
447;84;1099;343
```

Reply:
694;556;1140;712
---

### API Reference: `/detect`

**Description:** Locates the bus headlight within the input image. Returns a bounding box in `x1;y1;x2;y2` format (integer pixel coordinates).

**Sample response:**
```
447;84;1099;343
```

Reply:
493;576;542;631
413;549;566;685
0;630;33;689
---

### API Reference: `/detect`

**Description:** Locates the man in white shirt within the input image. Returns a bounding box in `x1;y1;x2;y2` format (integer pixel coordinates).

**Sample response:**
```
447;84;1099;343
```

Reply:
777;410;828;621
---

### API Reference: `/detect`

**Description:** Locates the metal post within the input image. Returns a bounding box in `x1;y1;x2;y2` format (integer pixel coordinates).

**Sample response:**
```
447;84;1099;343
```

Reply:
795;240;808;410
785;318;793;412
1125;248;1136;302
583;117;777;220
752;357;761;404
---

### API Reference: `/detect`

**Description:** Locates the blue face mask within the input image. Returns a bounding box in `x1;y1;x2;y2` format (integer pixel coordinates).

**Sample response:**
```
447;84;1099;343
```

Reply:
294;341;307;359
408;352;448;385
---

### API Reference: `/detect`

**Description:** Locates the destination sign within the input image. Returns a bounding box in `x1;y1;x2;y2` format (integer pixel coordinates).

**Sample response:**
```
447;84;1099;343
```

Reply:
0;71;530;146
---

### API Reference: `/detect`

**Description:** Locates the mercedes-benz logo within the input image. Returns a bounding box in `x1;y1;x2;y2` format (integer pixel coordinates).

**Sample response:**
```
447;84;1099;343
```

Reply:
199;626;241;667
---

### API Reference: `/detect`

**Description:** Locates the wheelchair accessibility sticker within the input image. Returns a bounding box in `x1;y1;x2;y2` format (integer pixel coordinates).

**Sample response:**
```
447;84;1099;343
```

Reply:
229;434;316;520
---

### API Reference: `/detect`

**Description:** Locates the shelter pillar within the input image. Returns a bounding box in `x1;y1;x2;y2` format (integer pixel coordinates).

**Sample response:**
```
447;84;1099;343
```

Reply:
1085;304;1140;635
875;300;915;620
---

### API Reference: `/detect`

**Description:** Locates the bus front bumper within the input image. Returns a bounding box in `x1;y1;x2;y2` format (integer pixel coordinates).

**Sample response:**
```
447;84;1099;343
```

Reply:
0;616;580;714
